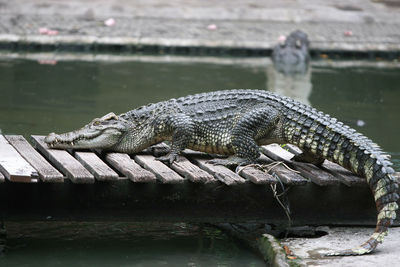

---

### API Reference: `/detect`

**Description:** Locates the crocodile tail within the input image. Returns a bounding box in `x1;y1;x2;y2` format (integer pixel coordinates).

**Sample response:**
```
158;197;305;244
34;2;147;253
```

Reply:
282;101;399;256
325;136;399;256
326;174;398;256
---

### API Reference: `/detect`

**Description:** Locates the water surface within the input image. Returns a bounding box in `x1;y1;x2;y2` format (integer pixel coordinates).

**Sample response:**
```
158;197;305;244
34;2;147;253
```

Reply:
1;222;264;267
0;56;399;265
0;57;399;165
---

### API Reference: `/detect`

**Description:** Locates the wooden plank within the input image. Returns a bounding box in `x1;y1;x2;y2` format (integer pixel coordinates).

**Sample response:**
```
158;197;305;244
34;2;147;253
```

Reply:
258;156;309;185
148;143;216;183
261;145;341;186
105;153;156;183
261;144;295;161
0;135;39;183
5;135;64;183
322;160;365;186
285;144;365;186
279;144;364;186
284;144;303;155
185;148;290;185
74;152;119;181
190;156;246;185
258;148;309;185
236;165;278;184
31;135;94;184
170;157;216;183
291;161;341;186
134;154;184;184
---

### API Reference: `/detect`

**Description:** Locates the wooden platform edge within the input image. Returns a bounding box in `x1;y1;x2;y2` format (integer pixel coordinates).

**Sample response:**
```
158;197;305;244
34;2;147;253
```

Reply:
5;135;64;183
0;135;39;183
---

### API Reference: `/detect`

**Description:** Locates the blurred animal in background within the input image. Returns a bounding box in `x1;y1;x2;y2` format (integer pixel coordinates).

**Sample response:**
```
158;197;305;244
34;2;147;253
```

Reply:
272;30;310;76
267;30;312;105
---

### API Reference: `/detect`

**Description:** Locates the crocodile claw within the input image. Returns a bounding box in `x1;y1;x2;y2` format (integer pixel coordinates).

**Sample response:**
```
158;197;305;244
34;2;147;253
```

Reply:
156;153;180;165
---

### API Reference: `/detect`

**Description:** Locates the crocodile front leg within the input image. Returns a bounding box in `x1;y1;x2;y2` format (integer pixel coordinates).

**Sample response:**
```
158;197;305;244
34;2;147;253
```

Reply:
155;114;194;164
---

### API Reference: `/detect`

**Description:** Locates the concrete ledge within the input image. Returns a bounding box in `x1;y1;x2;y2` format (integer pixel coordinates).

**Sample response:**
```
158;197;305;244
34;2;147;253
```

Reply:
258;234;292;267
1;1;400;56
281;227;400;267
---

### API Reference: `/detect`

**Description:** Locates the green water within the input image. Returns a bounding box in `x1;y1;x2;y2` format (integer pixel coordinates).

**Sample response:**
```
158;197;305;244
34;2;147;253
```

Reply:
0;56;400;265
1;58;399;166
1;222;263;266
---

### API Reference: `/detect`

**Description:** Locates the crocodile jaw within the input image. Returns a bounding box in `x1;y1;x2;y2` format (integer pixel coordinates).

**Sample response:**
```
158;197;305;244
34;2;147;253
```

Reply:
45;128;123;150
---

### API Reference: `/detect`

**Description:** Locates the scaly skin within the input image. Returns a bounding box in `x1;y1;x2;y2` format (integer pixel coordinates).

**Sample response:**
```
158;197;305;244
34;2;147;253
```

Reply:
45;89;399;256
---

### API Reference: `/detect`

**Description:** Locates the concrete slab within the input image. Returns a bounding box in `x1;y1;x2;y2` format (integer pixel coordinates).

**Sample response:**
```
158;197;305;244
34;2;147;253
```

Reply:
281;226;400;266
0;0;400;53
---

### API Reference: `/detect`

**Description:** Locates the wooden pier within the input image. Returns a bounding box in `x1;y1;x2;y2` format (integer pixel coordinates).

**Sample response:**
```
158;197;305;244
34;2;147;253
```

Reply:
0;134;399;225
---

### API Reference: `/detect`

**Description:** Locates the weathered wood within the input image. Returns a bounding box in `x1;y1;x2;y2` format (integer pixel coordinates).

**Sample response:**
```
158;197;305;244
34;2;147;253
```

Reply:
291;161;341;186
74;152;119;181
272;144;365;186
170;157;216;183
152;144;278;184
105;153;156;183
261;145;338;186
191;156;246;185
31;135;94;184
260;161;308;185
322;160;365;186
149;143;216;183
261;144;294;162
5;135;64;183
0;176;387;225
134;154;185;184
278;144;365;186
237;166;278;184
283;144;303;155
256;153;309;185
0;135;39;183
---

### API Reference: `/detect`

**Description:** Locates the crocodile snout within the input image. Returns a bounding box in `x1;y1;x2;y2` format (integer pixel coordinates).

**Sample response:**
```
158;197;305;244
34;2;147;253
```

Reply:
44;132;62;146
44;132;57;143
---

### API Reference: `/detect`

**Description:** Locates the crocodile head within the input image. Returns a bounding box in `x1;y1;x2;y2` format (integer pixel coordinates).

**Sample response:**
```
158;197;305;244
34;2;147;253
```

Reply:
45;112;129;150
272;30;310;75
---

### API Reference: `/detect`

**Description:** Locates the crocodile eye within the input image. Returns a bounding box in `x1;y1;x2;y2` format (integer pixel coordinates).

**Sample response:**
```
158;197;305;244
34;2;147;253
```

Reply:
93;121;101;126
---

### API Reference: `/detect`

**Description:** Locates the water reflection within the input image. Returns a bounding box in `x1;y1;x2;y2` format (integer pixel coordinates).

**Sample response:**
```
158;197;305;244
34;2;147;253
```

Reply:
266;65;312;106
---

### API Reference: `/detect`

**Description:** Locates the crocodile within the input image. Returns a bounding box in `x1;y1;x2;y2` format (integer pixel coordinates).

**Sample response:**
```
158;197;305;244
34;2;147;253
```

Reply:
45;89;398;256
272;30;310;76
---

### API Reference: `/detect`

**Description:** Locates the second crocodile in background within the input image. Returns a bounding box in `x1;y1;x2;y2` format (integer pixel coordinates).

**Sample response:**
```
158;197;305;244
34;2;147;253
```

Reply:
45;89;398;256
